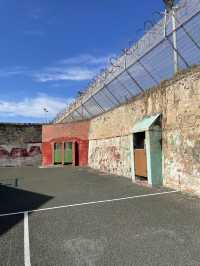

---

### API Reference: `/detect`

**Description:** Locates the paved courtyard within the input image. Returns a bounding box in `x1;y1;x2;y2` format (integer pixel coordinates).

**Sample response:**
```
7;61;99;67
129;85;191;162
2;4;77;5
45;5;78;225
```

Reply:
0;166;200;266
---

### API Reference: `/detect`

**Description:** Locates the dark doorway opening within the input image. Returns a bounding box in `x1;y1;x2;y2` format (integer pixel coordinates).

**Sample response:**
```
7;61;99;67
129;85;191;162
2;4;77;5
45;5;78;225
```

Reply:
134;132;148;182
74;142;79;166
134;132;145;149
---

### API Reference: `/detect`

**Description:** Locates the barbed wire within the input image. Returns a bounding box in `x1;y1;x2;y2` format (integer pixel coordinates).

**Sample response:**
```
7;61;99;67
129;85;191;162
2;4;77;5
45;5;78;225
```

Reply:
53;0;200;124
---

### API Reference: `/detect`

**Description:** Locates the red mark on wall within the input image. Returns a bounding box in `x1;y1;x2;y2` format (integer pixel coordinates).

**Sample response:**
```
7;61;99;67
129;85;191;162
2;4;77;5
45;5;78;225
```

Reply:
91;145;121;172
28;146;41;156
107;146;121;160
0;145;41;159
10;148;28;158
0;147;9;157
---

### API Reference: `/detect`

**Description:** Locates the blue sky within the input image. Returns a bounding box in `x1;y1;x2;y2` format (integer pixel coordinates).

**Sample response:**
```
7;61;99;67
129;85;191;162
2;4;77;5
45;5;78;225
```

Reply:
0;0;165;123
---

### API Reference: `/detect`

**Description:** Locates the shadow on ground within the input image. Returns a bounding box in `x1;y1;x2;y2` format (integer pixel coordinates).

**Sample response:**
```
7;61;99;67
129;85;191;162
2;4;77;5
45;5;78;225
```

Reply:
0;184;53;236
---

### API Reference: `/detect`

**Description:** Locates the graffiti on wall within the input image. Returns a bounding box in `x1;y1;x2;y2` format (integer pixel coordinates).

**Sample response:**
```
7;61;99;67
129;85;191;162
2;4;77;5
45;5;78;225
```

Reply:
0;144;42;166
0;145;41;159
89;136;132;177
90;145;121;173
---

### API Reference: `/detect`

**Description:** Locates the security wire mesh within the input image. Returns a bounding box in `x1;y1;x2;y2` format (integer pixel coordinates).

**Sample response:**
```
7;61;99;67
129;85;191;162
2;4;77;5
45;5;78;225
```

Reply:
54;0;200;123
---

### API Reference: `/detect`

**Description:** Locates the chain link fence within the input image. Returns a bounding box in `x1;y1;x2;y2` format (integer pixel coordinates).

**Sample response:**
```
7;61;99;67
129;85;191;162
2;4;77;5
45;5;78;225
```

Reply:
54;0;200;123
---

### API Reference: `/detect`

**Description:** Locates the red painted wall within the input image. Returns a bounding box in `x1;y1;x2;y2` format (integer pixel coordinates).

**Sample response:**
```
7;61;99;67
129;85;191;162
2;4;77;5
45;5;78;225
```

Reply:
42;121;90;167
42;142;52;166
79;140;89;166
42;121;90;142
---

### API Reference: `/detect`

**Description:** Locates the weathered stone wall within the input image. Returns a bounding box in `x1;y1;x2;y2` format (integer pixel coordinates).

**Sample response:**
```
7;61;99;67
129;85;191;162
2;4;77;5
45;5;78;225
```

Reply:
0;123;42;167
89;136;132;177
88;67;200;195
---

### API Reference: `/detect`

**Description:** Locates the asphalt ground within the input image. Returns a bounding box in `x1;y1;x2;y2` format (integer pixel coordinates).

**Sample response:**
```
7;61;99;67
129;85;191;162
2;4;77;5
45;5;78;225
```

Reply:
0;166;200;266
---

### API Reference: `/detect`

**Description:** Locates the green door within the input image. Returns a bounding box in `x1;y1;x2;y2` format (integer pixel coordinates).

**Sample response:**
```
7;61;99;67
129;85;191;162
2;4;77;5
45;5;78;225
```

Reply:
54;143;62;164
64;142;73;164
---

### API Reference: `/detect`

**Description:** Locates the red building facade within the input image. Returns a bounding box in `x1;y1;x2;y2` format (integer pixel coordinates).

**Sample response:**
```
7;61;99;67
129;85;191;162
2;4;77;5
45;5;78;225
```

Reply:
42;121;90;167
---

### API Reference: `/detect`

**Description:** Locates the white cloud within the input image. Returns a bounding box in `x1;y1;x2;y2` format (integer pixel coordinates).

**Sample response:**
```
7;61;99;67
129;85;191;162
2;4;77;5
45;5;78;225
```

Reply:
0;67;28;78
34;67;97;82
0;54;113;83
59;54;110;66
34;54;112;83
0;94;73;119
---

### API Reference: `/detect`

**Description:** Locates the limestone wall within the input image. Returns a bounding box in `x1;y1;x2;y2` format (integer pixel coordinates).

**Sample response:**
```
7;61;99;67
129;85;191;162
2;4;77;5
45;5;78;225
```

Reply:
88;67;200;195
89;136;132;177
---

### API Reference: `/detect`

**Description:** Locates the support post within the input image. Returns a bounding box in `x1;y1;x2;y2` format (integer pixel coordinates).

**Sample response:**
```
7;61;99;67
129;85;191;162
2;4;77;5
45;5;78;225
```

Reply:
125;69;144;93
116;77;134;97
105;86;121;105
75;109;85;120
101;89;117;106
82;103;93;117
138;60;159;85
172;8;179;73
91;96;105;112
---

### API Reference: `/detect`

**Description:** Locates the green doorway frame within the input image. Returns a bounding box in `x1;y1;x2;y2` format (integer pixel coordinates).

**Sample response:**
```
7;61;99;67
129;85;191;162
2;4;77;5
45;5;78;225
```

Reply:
54;143;62;164
131;114;163;186
64;142;73;164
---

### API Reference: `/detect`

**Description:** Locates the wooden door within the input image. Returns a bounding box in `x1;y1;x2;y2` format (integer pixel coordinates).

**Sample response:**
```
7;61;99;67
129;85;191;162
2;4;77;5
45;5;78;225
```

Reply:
134;132;147;178
134;149;147;177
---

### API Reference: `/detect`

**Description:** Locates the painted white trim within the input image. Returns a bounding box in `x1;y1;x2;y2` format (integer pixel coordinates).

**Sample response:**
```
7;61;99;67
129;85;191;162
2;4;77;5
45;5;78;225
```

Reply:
52;142;54;165
24;211;31;266
0;191;177;218
130;134;135;182
145;130;152;186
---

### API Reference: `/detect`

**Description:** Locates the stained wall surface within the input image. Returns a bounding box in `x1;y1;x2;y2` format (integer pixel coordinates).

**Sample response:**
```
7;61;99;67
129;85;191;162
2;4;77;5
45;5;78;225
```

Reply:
0;124;42;167
88;68;200;195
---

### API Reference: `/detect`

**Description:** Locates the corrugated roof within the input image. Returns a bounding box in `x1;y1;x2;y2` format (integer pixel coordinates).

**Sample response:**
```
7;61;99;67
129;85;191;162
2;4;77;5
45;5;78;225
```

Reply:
132;113;160;133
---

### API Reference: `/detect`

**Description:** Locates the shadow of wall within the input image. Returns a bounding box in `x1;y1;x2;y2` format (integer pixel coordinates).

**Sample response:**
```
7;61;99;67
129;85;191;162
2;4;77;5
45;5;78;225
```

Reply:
0;185;53;236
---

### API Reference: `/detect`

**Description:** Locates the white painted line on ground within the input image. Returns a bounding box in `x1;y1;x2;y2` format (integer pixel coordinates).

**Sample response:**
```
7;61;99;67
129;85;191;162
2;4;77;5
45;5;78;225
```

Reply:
0;190;178;218
24;211;31;266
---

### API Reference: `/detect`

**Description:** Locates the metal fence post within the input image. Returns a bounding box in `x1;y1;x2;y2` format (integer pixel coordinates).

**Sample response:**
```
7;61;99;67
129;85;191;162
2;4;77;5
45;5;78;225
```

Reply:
172;8;179;73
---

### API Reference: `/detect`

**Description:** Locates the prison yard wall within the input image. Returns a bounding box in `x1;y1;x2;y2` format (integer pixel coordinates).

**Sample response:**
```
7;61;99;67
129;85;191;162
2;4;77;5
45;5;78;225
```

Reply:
88;67;200;196
42;121;90;167
0;123;42;167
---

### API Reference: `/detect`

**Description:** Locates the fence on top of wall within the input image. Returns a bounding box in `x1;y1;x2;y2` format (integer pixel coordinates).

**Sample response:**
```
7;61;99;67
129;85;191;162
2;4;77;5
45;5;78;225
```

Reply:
54;0;200;123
